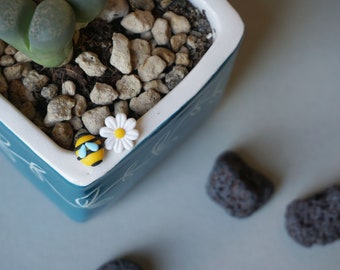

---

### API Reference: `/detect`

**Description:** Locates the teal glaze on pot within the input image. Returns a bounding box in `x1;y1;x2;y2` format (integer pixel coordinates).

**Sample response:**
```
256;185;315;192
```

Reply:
0;0;244;221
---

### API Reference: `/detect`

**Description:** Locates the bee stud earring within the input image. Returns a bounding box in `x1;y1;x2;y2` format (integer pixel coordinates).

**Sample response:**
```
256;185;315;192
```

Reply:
75;133;105;167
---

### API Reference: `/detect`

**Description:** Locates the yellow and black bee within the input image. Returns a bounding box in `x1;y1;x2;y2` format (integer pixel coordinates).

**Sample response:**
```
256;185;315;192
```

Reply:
75;134;104;167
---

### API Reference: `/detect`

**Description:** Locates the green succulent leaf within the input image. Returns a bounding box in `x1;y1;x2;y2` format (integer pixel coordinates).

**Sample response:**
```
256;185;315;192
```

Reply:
67;0;108;23
0;0;108;67
0;0;35;51
29;0;76;67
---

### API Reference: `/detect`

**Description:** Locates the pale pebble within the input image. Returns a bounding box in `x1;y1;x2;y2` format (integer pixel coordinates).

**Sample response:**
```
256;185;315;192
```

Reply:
90;82;118;105
116;74;142;100
75;51;107;77
138;55;167;82
82;106;111;135
163;11;191;34
121;10;155;34
129;89;161;115
110;33;132;74
44;95;75;127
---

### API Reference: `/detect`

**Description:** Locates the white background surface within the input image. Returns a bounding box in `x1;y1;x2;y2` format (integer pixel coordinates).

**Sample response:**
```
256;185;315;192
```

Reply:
1;0;340;269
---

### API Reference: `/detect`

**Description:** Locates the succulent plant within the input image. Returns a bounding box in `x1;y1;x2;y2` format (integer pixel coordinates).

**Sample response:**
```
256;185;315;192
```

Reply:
0;0;108;67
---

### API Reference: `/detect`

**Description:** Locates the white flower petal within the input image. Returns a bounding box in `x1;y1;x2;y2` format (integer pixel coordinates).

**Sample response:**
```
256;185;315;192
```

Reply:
121;138;133;150
99;127;114;138
104;136;116;150
123;118;136;130
105;116;117;129
125;129;139;140
116;113;127;128
100;114;139;153
114;140;124;153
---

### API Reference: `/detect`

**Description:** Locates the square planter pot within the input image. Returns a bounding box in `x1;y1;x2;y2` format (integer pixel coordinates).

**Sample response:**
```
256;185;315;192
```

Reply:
0;0;244;221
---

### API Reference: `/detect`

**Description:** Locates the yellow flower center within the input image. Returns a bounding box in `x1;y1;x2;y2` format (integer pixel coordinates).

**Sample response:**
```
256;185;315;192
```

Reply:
114;128;126;139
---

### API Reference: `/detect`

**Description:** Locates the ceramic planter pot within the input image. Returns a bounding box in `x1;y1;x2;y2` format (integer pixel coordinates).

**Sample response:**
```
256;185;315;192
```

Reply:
0;0;244;221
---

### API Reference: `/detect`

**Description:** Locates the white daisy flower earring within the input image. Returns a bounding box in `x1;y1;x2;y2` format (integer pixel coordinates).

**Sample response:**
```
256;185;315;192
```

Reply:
99;113;139;153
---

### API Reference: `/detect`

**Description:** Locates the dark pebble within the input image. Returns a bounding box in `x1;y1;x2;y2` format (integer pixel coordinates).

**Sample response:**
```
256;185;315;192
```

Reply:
285;185;340;247
207;151;274;218
98;258;142;270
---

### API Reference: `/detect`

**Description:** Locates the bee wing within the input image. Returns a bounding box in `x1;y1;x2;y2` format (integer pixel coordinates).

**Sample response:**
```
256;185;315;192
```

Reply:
78;145;87;158
85;142;99;152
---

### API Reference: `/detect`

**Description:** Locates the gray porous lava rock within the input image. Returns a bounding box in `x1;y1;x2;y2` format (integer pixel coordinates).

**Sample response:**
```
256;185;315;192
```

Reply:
98;258;142;270
207;151;274;218
285;185;340;247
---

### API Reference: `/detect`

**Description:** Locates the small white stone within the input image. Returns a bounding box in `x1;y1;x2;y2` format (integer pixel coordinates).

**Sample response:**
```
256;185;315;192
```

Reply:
140;31;153;41
121;10;155;34
75;51;107;77
72;94;87;117
82;106;111;135
114;100;129;115
170;33;187;52
130;38;151;69
62;80;76;96
165;65;188;89
110;33;132;74
44;95;75;127
0;55;15;66
116;74;142;100
14;51;32;63
90;82;118;105
151;18;171;46
41;84;59;100
130;89;161;115
163;11;191;34
143;79;169;94
152;47;175;66
4;45;17;55
3;64;24;81
186;34;198;49
69;116;83;130
138;55;167;82
175;52;190;66
98;0;129;22
206;32;213;40
22;70;49;92
178;45;189;54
